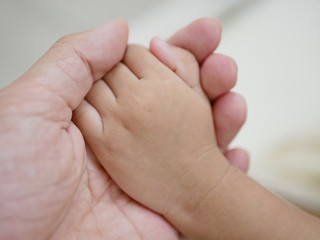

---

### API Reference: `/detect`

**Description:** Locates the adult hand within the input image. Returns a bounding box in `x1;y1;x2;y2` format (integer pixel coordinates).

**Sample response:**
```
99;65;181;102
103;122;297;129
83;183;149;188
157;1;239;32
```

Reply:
0;19;139;240
0;18;247;240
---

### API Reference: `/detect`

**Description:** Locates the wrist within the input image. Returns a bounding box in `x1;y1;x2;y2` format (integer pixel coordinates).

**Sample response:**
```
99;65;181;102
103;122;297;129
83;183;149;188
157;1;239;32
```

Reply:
163;150;234;238
167;165;320;240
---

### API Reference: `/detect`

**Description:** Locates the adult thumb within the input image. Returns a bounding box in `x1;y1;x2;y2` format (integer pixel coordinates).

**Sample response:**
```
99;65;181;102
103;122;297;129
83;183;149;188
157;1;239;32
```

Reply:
13;19;128;111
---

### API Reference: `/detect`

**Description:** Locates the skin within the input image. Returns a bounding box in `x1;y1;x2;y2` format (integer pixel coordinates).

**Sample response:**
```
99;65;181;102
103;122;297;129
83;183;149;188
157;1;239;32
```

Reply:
73;43;231;218
73;40;320;240
173;167;320;240
0;18;247;240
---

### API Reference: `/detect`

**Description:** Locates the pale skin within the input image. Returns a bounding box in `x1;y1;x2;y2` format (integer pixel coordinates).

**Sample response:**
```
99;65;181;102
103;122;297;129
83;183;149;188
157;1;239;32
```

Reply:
74;42;320;239
0;18;247;239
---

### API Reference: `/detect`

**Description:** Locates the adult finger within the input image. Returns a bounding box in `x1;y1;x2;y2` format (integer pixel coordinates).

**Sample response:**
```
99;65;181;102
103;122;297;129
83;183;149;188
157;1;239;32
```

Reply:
167;18;221;64
213;92;247;150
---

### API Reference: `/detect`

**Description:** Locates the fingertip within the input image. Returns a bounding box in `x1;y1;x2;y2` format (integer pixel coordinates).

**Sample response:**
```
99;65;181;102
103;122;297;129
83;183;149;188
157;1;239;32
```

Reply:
193;17;222;44
217;92;247;125
201;54;238;101
94;18;129;35
111;18;129;40
168;18;222;63
113;18;129;28
225;148;250;173
150;37;177;71
149;36;163;51
215;91;247;120
214;92;247;149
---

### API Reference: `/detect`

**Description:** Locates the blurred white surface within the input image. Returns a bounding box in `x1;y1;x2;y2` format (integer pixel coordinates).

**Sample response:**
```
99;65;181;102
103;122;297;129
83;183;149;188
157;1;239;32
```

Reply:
1;0;320;215
0;0;165;87
216;0;320;215
0;0;245;88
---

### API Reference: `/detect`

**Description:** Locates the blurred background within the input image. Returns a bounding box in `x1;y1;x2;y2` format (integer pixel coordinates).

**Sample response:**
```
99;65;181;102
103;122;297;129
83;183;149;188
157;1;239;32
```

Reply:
1;0;320;216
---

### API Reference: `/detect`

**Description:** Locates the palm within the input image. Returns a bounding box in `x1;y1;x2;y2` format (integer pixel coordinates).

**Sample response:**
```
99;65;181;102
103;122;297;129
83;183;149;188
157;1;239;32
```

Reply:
0;83;178;240
49;140;180;240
